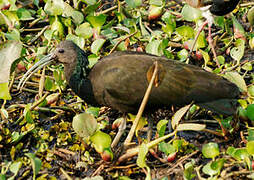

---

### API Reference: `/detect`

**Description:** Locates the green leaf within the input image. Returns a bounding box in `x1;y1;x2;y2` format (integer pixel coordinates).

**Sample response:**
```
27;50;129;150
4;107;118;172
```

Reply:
224;71;247;92
24;104;33;123
91;39;106;55
145;39;163;56
71;10;84;24
82;0;97;5
149;0;164;6
184;161;196;180
86;14;106;30
246;141;254;155
88;54;100;68
202;142;220;159
90;131;112;153
248;129;254;141
51;16;64;38
202;162;219;176
176;26;194;41
181;4;202;22
0;83;11;100
247;6;254;25
17;8;34;20
85;107;100;117
44;0;64;16
177;49;188;61
242;62;253;71
125;0;142;8
158;142;176;155
9;161;22;179
25;153;42;180
231;148;249;161
246;104;254;121
156;119;168;137
230;39;245;62
72;112;97;138
75;23;93;39
0;40;22;84
137;143;149;168
248;85;254;97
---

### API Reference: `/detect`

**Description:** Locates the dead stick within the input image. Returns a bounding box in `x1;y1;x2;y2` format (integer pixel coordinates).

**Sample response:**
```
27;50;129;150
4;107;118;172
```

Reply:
124;61;159;146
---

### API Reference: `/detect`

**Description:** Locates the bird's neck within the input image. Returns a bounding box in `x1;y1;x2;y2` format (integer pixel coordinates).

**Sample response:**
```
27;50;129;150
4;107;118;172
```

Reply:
66;51;97;105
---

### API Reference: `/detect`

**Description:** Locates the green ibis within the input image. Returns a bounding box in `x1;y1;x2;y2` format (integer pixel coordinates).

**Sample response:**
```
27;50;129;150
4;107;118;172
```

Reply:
18;40;239;115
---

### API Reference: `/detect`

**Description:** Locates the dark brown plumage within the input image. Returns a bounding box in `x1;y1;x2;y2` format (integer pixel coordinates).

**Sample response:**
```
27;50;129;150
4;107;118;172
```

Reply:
18;41;240;115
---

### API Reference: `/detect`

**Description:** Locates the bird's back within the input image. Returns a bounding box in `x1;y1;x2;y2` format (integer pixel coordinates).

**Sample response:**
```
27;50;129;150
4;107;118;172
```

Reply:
89;51;239;114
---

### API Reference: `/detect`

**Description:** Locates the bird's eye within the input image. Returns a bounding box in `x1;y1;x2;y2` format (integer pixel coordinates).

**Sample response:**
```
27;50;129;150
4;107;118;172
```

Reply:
58;49;65;53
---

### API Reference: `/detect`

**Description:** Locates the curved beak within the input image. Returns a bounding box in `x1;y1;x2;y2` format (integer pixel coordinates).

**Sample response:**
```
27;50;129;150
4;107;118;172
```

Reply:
17;52;56;90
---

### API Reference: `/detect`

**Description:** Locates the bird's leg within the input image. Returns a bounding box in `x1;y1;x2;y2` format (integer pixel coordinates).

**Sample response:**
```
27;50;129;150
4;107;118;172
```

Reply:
124;61;159;147
187;20;208;62
111;116;126;149
208;23;220;67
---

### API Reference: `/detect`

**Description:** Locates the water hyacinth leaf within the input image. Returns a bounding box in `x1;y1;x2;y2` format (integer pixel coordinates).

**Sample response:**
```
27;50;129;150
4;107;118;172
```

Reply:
146;39;163;56
149;0;163;6
158;142;176;155
177;49;189;61
231;148;249;161
202;142;220;159
184;162;196;180
157;119;168;137
247;6;254;25
9;161;22;179
224;71;247;92
0;41;22;84
66;34;85;48
248;129;254;141
75;23;93;39
172;104;191;129
176;26;194;41
202;162;219;176
148;5;163;21
199;49;210;66
246;141;254;155
0;83;11;100
137;143;151;180
176;123;206;131
86;14;106;30
83;0;97;5
232;15;245;39
91;38;106;55
85;107;100;117
90;131;112;153
25;153;42;180
88;54;100;68
17;8;34;20
230;39;245;62
181;4;202;22
137;143;149;168
51;16;64;38
72;112;97;138
242;62;253;71
44;0;65;16
246;104;254;121
125;0;142;8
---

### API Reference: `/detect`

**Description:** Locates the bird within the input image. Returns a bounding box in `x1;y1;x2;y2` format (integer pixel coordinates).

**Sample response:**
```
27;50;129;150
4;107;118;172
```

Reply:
18;40;240;116
184;0;240;66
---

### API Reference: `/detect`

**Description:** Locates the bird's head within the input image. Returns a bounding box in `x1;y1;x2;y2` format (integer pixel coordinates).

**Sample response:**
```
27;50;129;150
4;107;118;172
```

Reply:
18;40;89;90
